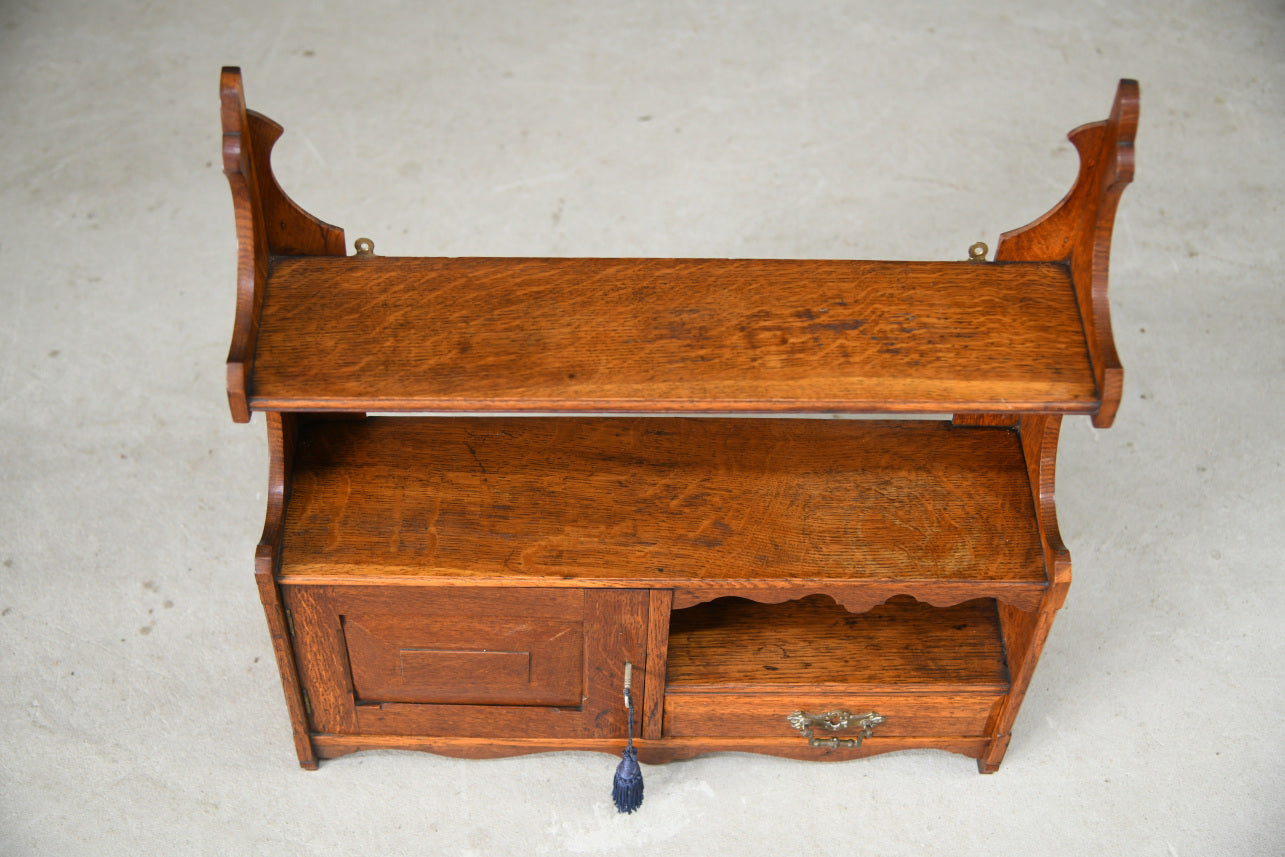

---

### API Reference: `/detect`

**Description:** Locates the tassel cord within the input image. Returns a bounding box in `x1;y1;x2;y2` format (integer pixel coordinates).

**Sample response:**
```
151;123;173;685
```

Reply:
612;669;644;813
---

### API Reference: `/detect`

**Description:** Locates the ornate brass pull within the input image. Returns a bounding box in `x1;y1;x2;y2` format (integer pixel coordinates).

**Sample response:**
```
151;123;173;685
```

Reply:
787;709;884;749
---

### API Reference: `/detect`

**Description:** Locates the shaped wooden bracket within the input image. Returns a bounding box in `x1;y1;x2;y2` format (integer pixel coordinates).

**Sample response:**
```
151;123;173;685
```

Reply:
997;80;1139;428
222;66;346;423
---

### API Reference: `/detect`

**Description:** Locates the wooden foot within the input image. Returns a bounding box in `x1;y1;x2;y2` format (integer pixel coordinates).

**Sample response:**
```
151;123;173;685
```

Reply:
977;732;1011;773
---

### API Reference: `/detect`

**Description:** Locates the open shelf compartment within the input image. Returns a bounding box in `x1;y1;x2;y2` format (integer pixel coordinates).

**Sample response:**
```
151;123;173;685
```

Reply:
667;595;1010;692
278;416;1049;608
663;594;1011;741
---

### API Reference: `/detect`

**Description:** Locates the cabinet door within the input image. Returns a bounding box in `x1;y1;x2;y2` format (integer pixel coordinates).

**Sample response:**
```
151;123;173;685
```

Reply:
282;585;649;740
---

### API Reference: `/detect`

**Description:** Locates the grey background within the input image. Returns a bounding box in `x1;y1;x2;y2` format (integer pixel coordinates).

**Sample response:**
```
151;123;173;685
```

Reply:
2;0;1282;854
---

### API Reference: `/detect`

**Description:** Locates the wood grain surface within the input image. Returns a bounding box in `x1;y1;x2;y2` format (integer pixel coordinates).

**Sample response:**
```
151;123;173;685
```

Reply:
249;256;1097;414
283;585;649;739
220;68;344;423
342;612;584;706
252;412;316;766
642;589;673;739
226;75;1136;775
307;733;992;765
997;79;1138;428
663;692;1004;739
665;595;1009;691
277;417;1047;600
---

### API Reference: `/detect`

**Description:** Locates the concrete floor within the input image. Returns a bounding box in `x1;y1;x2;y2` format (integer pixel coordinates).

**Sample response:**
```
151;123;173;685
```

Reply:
2;1;1282;854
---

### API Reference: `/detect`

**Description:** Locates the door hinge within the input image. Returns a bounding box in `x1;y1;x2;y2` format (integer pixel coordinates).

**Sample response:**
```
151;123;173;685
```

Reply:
300;688;313;718
283;608;296;638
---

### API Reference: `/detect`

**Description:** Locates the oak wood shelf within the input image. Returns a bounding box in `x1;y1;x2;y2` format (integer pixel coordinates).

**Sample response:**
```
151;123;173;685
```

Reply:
221;68;1137;782
279;416;1049;612
251;257;1095;416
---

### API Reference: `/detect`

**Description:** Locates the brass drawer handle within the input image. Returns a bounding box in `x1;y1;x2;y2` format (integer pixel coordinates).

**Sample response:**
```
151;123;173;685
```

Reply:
787;709;884;749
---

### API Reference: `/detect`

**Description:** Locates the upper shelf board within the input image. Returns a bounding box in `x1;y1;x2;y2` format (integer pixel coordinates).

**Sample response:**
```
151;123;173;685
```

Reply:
249;255;1097;415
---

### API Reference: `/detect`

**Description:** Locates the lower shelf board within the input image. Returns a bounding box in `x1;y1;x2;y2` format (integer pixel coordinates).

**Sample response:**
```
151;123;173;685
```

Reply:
278;416;1048;609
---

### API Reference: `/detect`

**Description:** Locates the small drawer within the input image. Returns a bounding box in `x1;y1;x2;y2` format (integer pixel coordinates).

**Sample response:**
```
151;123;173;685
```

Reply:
664;692;1004;740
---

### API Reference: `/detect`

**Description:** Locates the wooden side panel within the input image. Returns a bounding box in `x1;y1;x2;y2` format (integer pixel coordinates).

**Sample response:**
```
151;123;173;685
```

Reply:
251;412;316;767
981;603;1058;773
997;80;1138;428
221;68;270;424
1021;415;1072;610
220;67;344;423
254;413;295;580
979;414;1071;772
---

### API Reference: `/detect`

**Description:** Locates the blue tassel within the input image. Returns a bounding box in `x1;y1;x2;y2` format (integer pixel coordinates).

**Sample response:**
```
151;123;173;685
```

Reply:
612;666;644;813
612;741;643;813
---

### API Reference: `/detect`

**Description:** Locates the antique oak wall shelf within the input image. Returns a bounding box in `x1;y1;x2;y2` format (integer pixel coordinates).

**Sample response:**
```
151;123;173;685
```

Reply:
221;68;1137;776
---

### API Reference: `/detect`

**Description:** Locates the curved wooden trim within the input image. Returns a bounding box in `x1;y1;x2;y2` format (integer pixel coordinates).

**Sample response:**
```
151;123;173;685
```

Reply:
309;733;989;766
1081;84;1136;428
244;110;346;257
273;577;1046;613
1020;415;1071;605
221;67;345;423
257;411;294;557
996;80;1138;428
671;583;1045;614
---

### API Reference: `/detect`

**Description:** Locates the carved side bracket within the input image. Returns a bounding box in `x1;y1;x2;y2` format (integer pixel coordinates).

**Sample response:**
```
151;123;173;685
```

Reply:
997;80;1138;428
221;67;345;423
